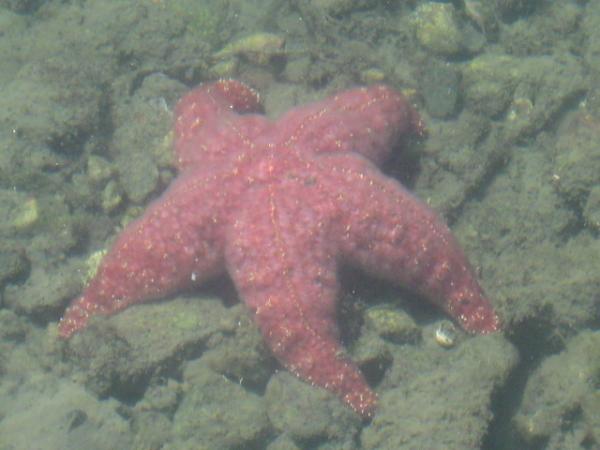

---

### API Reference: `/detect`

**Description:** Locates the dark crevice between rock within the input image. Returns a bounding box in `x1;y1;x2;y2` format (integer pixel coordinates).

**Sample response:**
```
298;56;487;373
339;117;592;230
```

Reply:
483;309;566;450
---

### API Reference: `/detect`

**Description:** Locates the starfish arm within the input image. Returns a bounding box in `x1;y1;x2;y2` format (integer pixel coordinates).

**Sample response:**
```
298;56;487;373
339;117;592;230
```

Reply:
174;80;268;170
59;170;227;338
225;186;377;418
321;154;500;334
275;85;425;165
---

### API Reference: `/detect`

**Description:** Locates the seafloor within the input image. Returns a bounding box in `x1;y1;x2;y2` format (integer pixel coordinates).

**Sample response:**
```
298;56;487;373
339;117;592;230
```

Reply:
0;1;599;449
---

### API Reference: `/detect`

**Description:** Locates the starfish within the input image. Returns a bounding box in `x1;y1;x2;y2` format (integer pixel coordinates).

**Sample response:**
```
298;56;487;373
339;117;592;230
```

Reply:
59;80;500;418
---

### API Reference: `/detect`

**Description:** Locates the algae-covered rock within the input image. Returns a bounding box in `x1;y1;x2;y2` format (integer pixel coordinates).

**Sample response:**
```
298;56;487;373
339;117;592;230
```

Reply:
0;309;27;342
583;2;600;78
501;2;581;56
0;8;26;76
4;262;82;319
310;0;378;16
266;435;302;450
0;58;105;148
11;197;39;231
462;54;521;117
0;377;132;450
413;110;495;215
462;53;585;139
111;74;186;204
213;32;285;65
202;304;274;387
65;296;234;397
413;2;465;56
419;59;461;118
173;362;271;449
177;0;231;48
360;67;386;84
0;0;44;13
364;307;421;344
0;245;29;289
583;186;600;230
514;330;600;446
86;155;114;184
495;0;538;20
0;190;39;234
554;112;600;208
265;372;360;445
363;335;518;449
100;180;123;214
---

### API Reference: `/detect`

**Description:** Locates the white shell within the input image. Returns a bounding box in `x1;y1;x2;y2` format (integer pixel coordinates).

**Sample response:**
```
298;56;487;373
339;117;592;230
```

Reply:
434;322;457;348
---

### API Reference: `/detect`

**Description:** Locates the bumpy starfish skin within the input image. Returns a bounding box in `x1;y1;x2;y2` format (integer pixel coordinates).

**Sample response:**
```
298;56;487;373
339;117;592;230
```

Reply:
59;80;500;418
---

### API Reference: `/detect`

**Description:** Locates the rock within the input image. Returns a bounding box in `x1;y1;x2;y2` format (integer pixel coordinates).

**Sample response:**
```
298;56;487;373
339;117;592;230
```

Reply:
100;180;123;214
420;60;461;118
265;372;360;445
0;0;44;13
554;114;600;207
462;54;519;117
0;189;37;234
86;155;114;184
462;53;586;140
362;335;518;449
4;262;82;320
583;2;600;78
266;434;302;450
495;0;538;21
310;0;377;16
66;296;234;397
413;2;465;57
360;67;386;84
111;74;186;204
514;330;600;446
0;244;29;288
202;304;275;388
0;309;27;342
0;376;132;450
582;392;600;445
130;411;172;450
135;379;181;417
413;111;494;216
364;307;421;344
0;58;105;148
283;56;312;84
172;362;271;449
11;197;39;231
0;188;82;259
583;186;600;230
213;32;285;66
501;2;580;56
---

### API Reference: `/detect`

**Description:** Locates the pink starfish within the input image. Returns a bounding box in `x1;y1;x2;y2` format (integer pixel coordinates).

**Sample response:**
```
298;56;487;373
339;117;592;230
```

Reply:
59;80;500;418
